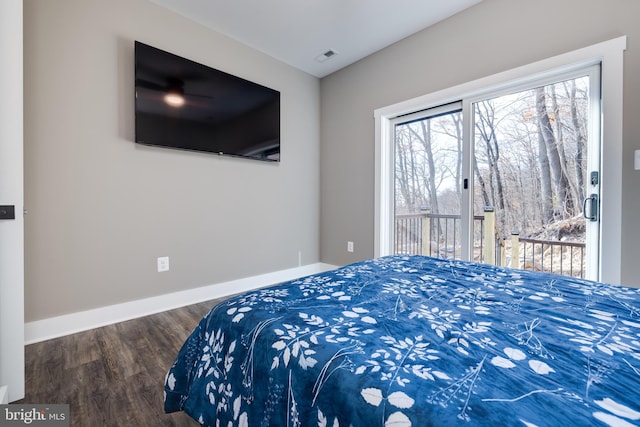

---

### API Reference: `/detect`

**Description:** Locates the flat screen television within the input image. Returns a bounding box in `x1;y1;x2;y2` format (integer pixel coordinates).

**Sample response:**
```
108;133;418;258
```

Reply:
134;41;280;161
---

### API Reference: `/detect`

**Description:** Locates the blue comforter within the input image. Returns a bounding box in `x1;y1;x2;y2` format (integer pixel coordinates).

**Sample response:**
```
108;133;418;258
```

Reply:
164;255;640;426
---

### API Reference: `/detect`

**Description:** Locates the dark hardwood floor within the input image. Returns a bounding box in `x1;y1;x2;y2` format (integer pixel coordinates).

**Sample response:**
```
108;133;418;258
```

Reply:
18;299;226;426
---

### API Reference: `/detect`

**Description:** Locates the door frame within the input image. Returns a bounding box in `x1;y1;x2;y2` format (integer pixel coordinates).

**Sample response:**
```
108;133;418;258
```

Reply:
0;0;25;402
374;36;626;285
463;66;602;278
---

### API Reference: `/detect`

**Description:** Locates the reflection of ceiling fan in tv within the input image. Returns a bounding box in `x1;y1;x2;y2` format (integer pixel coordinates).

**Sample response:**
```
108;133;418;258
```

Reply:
160;77;185;107
135;77;211;108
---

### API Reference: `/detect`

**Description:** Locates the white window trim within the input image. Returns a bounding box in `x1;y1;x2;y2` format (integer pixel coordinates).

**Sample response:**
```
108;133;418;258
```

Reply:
374;36;626;285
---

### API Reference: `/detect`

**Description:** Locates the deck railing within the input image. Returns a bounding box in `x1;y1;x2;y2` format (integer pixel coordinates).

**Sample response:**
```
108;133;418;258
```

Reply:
395;210;586;278
513;235;585;278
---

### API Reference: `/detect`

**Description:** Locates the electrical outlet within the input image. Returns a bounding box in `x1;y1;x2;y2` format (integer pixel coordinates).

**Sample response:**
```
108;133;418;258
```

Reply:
347;241;354;253
157;256;170;272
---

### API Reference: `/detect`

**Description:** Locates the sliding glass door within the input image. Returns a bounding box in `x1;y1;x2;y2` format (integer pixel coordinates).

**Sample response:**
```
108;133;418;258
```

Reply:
390;68;601;280
393;103;463;259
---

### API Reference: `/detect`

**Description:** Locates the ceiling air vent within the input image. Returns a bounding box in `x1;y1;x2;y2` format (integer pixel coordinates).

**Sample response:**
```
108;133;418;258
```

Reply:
315;49;339;63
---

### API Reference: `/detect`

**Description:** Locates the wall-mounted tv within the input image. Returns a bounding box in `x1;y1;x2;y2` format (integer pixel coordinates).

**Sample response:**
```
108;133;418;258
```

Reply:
134;41;280;162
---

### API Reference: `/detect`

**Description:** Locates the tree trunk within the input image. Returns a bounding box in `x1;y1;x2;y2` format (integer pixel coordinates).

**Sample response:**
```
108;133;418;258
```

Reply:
567;80;586;204
535;87;565;220
394;130;414;211
536;120;554;223
473;158;491;208
549;86;579;215
475;101;506;213
419;121;439;214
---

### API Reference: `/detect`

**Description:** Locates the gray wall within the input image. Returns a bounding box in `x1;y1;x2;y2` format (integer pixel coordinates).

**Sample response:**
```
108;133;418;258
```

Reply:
320;0;640;286
24;0;320;321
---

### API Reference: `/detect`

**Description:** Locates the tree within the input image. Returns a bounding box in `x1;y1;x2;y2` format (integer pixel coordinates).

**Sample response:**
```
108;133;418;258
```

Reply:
393;75;590;255
565;80;587;203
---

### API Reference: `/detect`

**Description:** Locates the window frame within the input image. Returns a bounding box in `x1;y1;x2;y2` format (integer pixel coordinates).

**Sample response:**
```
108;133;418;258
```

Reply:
374;36;626;284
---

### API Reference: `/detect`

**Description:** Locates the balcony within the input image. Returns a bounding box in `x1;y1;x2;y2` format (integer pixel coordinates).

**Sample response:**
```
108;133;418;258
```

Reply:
395;210;586;279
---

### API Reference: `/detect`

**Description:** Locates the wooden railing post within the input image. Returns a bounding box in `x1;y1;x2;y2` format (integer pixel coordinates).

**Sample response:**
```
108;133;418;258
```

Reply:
421;209;431;256
483;207;495;265
510;231;519;269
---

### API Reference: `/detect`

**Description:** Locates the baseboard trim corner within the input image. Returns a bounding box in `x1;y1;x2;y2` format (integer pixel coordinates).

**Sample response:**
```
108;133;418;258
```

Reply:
25;262;337;345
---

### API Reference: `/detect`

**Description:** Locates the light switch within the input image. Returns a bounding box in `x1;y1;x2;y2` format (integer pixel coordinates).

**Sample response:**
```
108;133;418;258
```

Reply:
635;149;640;170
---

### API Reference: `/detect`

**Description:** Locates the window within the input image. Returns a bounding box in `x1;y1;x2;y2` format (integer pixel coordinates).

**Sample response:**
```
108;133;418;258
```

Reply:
375;37;625;284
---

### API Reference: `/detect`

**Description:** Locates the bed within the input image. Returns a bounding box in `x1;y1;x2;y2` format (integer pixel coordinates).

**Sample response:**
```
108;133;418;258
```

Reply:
164;255;640;426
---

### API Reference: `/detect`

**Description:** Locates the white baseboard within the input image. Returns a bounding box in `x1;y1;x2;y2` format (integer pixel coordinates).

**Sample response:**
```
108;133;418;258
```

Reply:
25;263;337;345
0;385;8;404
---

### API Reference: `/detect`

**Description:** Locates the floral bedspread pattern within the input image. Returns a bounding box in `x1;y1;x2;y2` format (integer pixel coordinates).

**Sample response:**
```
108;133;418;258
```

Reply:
164;255;640;426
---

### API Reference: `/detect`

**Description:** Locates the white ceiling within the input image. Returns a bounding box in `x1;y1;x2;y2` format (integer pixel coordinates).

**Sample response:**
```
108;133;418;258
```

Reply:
149;0;482;78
